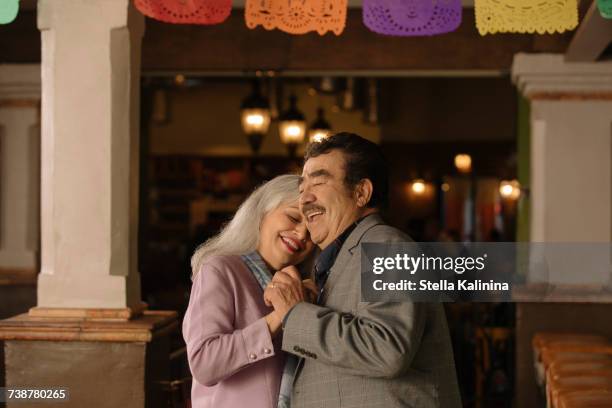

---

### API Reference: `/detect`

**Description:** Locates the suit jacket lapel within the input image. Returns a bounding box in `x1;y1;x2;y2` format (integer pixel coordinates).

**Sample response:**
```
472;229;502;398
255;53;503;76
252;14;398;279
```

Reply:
319;213;385;304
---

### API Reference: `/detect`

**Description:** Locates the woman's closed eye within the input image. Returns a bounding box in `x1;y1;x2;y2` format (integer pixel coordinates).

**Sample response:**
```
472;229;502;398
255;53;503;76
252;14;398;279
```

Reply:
286;211;303;224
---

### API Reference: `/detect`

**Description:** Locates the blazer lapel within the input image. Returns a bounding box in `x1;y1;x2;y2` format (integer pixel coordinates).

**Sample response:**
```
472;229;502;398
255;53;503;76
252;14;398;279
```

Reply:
319;213;385;304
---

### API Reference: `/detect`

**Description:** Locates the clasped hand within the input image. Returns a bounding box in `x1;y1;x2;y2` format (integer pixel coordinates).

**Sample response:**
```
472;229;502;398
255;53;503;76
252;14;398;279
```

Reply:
263;266;318;321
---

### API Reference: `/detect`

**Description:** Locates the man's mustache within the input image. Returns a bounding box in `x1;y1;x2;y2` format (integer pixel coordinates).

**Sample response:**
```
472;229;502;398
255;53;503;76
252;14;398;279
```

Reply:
301;204;325;217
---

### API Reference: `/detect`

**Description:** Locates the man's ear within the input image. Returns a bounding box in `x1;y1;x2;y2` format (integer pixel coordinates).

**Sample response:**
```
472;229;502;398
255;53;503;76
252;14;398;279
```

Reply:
354;179;373;208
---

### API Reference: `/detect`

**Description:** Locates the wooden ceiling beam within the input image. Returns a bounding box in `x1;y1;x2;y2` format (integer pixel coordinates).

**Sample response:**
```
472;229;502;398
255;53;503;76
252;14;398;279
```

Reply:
566;1;612;62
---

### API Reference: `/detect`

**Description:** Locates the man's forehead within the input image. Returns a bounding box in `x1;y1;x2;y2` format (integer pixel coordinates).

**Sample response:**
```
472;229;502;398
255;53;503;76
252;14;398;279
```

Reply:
302;151;343;174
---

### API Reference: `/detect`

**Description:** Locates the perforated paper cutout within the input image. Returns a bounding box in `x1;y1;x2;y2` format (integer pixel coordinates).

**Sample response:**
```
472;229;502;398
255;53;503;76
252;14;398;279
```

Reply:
0;0;19;25
245;0;347;36
363;0;462;37
475;0;578;35
597;0;612;19
135;0;231;25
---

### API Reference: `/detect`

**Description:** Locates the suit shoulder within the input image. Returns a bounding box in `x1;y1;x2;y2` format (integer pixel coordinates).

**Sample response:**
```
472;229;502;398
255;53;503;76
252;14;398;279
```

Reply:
362;223;413;243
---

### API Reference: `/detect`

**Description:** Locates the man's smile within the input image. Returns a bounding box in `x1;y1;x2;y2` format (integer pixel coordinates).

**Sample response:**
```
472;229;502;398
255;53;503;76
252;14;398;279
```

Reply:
302;203;326;225
306;210;324;223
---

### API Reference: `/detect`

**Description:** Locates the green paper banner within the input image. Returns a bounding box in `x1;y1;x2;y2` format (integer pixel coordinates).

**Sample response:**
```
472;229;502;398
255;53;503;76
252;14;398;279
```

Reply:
598;0;612;18
0;0;19;24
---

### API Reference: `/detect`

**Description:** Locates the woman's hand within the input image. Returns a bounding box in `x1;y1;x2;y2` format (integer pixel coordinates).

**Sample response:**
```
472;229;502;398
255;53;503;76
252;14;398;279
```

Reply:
264;267;319;308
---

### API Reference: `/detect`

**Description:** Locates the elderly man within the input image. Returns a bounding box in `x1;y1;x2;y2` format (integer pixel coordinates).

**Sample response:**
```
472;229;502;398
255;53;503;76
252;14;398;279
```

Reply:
265;133;461;408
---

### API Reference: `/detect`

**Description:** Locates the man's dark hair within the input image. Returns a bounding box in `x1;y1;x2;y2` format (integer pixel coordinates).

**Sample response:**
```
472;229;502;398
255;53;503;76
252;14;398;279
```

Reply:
304;132;389;209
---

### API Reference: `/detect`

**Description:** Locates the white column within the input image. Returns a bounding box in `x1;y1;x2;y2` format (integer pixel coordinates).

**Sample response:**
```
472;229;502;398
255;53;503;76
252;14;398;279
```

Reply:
35;0;144;311
512;54;612;243
0;65;41;274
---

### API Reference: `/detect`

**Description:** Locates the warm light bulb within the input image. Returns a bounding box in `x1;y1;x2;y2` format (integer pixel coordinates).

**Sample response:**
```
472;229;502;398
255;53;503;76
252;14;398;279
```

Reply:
279;120;306;145
174;74;186;86
454;154;472;173
309;130;330;143
411;179;426;194
287;125;301;137
499;180;520;199
246;113;264;126
241;108;271;135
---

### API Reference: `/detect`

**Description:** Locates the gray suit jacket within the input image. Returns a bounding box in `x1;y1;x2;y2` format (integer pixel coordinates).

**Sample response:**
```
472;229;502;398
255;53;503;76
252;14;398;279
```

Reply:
282;214;462;408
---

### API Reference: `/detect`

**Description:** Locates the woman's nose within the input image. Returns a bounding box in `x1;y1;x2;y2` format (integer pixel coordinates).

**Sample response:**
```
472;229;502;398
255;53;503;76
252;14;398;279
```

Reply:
295;222;308;241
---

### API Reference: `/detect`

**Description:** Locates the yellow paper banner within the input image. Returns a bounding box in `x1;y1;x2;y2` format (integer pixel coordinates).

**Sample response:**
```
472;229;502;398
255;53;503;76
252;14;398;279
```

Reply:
475;0;578;35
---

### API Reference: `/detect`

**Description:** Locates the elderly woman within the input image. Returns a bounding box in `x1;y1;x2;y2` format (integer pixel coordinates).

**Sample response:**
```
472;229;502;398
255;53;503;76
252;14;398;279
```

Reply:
183;174;315;408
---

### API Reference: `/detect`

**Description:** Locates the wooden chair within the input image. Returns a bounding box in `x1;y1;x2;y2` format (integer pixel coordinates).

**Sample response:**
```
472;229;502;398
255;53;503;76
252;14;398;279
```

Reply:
549;373;612;408
558;390;612;408
532;333;611;388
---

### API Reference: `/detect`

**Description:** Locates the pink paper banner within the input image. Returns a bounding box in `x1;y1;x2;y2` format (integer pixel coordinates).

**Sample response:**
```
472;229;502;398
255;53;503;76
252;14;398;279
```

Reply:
135;0;231;25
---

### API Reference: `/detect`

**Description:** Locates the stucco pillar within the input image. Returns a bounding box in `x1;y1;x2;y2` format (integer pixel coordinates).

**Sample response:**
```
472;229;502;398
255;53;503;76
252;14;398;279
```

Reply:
0;65;40;282
512;53;612;243
34;0;145;313
511;53;612;408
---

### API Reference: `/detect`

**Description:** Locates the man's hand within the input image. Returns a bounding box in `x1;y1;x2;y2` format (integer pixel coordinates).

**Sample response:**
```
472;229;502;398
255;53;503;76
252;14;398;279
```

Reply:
263;266;307;320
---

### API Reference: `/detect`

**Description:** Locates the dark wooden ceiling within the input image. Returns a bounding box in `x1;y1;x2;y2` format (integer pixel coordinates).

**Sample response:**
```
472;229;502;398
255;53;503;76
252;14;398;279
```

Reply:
1;9;573;72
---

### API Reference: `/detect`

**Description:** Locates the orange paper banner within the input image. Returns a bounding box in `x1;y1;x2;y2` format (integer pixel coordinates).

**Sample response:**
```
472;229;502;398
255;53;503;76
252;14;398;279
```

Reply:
245;0;347;35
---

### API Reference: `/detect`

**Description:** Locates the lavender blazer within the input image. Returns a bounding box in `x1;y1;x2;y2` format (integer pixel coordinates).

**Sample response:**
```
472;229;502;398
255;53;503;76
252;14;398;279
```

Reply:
183;255;285;408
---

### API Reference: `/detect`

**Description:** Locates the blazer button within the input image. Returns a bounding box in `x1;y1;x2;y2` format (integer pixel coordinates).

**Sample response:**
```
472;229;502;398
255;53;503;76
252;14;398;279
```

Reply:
249;353;257;360
263;348;272;354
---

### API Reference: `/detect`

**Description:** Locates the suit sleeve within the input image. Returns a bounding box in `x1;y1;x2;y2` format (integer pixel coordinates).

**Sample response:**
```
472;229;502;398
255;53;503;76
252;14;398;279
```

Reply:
282;300;426;378
183;262;276;387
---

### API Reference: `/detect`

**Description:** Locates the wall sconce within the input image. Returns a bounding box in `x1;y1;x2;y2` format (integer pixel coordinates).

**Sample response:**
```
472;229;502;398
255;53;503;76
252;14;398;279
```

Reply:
499;179;521;200
240;80;271;154
454;154;472;174
279;94;306;157
308;108;332;143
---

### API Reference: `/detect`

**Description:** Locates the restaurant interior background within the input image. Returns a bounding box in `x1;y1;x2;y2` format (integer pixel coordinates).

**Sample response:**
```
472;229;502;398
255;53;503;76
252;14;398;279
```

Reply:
1;0;612;407
142;73;521;406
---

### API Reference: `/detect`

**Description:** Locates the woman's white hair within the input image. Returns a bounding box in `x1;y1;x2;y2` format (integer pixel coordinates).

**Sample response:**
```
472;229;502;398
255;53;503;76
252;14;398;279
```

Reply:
191;174;301;277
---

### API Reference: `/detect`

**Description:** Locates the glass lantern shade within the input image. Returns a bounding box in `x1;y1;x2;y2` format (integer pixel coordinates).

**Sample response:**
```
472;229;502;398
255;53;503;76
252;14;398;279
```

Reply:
308;108;332;143
278;95;306;156
240;81;271;154
241;108;271;136
279;121;306;145
309;129;331;143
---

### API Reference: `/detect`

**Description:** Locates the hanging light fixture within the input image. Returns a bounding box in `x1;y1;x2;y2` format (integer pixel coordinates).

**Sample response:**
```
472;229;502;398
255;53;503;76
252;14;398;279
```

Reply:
308;108;332;143
278;94;306;157
240;80;271;153
240;80;271;154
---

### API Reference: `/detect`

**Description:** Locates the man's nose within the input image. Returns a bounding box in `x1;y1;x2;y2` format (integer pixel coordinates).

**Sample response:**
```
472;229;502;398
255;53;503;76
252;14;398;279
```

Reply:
300;189;315;206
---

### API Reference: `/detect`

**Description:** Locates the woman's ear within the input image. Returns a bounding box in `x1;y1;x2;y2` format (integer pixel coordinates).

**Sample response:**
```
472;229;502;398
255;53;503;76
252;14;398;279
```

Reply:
355;179;373;208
